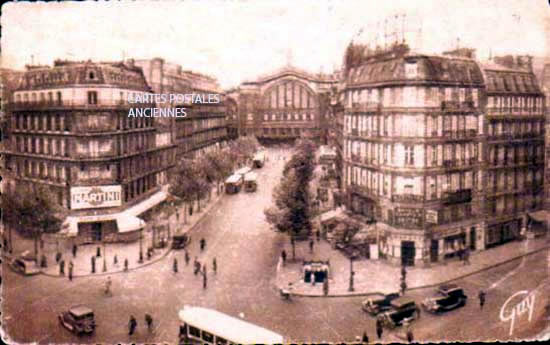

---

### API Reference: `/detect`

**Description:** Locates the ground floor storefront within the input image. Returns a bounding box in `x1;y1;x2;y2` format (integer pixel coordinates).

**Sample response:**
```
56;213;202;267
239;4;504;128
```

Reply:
57;188;169;248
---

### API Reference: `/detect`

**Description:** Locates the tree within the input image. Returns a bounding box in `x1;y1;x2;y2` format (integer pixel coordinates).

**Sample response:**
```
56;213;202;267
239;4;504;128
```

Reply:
1;183;67;257
204;150;233;195
267;139;317;238
169;158;201;223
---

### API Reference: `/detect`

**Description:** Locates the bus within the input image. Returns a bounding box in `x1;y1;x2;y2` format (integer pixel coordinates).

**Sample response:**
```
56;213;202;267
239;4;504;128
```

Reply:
244;172;258;192
224;174;243;194
234;166;252;177
178;306;284;344
253;151;266;168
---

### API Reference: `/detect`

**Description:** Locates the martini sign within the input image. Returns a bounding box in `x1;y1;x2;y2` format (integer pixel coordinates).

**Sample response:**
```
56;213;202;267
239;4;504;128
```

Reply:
71;185;122;210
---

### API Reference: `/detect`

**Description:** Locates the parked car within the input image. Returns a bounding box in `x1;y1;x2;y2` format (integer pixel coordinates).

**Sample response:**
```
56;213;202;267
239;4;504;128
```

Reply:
362;292;401;315
422;284;468;313
377;296;419;328
8;257;40;276
59;305;96;335
171;234;191;250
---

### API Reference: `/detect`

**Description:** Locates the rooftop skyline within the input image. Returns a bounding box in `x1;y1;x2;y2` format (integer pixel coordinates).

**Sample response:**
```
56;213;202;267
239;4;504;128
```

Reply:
2;0;549;88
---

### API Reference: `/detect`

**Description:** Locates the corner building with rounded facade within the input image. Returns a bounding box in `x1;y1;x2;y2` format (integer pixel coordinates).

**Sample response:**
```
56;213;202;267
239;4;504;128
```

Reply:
4;60;177;244
342;46;545;266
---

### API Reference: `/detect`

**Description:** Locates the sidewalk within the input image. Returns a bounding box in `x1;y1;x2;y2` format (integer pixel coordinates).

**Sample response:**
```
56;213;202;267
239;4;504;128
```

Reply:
276;235;549;297
14;187;224;279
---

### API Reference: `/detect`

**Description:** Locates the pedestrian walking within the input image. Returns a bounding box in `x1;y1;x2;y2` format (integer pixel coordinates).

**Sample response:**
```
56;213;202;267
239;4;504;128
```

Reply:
479;290;486;310
203;271;207;289
91;256;96;273
145;313;153;332
281;250;287;266
463;248;471;265
316;229;321;242
96;246;101;257
72;244;77;257
59;259;65;276
309;239;314;253
362;331;369;343
376;319;383;339
185;250;190;266
212;257;217;274
173;258;178;273
105;276;112;296
200;238;206;251
406;327;414;343
128;315;137;335
114;255;118;265
68;261;74;281
124;258;129;272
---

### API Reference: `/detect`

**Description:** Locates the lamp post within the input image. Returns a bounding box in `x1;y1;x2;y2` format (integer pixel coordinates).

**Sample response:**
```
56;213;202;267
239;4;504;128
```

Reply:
138;227;144;263
348;256;355;292
102;239;107;272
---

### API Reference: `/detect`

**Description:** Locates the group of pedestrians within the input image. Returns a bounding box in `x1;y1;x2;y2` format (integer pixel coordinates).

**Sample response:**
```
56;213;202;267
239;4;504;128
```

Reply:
128;313;154;335
171;238;217;290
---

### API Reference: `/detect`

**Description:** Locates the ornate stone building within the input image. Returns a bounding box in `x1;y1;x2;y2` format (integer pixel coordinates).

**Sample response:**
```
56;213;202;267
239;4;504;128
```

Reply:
341;44;545;266
230;66;338;143
134;58;227;160
3;60;177;243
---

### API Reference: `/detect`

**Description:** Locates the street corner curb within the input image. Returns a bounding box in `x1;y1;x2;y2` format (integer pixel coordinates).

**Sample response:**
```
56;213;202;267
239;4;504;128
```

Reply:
39;247;173;279
407;244;550;291
290;290;386;298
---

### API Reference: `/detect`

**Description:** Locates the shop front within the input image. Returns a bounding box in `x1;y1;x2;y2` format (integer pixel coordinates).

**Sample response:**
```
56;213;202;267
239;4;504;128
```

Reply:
527;210;548;237
486;219;521;248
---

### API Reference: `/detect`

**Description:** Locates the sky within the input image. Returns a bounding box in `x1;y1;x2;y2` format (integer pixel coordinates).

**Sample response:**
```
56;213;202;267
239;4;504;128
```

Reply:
2;0;549;88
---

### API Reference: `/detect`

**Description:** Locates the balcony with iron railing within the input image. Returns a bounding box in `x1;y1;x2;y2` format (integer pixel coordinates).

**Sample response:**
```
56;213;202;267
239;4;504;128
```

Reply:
10;100;157;111
440;100;476;112
349;102;382;113
391;194;425;203
443;189;472;205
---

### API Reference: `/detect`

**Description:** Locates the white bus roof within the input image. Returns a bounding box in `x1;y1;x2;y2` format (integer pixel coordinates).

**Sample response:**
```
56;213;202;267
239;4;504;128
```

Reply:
179;306;284;344
234;167;252;175
244;172;258;181
225;174;242;184
253;152;265;160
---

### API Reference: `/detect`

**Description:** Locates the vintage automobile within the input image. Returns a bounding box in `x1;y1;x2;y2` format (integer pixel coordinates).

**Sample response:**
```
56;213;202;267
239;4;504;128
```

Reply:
171;234;191;250
422;284;468;313
376;297;419;328
59;305;96;335
362;292;401;315
8;257;40;276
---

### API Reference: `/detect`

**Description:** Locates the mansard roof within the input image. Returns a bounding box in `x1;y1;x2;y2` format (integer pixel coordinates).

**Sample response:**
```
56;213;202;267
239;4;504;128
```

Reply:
16;60;150;92
346;54;484;87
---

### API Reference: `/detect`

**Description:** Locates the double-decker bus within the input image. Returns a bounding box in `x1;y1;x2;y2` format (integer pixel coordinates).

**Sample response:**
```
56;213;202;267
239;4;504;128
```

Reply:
178;306;284;344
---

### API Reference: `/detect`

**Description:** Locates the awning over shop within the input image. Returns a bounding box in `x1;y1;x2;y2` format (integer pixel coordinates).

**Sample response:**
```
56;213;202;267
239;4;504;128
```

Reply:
125;190;168;217
117;214;146;233
528;210;549;223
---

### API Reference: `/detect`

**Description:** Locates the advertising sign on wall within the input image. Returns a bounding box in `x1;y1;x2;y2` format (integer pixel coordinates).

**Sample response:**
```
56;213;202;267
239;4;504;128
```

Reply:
71;185;122;210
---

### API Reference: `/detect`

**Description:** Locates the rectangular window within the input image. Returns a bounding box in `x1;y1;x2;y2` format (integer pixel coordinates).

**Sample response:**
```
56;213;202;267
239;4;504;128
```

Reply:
87;91;98;105
404;145;414;166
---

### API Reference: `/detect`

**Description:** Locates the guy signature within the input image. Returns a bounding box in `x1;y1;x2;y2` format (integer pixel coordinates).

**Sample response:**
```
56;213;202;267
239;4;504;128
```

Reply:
500;290;536;336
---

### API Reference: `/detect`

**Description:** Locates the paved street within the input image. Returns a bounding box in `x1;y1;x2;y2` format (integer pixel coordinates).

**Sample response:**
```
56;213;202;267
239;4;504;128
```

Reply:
2;146;549;343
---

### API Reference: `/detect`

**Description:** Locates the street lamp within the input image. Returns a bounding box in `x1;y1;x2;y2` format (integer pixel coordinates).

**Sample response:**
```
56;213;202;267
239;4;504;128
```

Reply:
102;240;107;272
348;256;355;292
138;227;144;263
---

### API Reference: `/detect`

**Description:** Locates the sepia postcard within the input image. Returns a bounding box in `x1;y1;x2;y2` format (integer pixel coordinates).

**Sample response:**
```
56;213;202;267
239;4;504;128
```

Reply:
0;0;549;343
